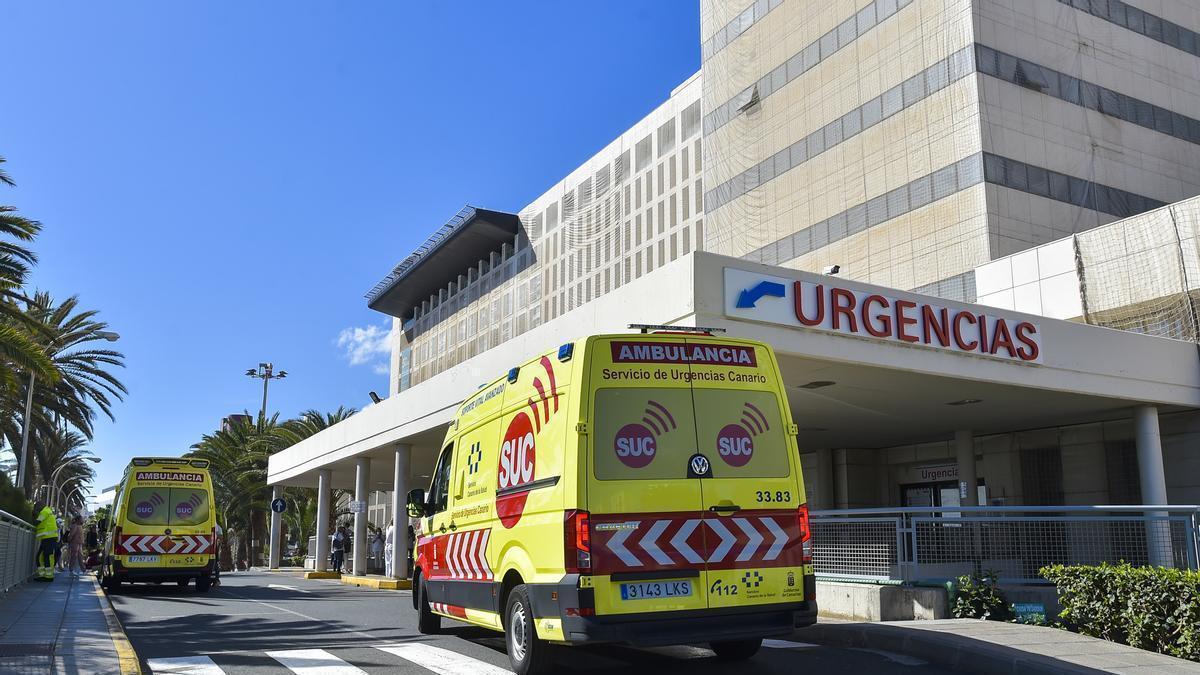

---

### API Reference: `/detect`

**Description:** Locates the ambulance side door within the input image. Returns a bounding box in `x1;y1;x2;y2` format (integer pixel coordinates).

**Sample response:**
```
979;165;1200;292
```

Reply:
422;442;457;602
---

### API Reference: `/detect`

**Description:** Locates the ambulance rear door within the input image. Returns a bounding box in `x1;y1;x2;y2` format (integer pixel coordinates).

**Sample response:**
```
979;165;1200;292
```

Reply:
685;338;810;610
586;336;711;616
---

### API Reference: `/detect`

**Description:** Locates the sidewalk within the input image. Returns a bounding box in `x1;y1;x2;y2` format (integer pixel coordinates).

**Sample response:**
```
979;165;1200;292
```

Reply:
0;572;136;674
796;618;1200;674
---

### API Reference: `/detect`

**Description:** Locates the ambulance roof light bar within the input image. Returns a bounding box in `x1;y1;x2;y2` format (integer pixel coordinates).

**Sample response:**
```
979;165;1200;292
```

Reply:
628;324;726;335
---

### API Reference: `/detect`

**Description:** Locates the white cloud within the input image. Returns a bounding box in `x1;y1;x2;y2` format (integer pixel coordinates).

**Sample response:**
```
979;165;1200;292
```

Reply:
372;363;390;375
336;322;394;371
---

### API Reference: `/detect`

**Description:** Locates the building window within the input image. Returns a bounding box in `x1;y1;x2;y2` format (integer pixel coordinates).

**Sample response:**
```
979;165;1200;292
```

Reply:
1020;447;1064;505
657;119;676;156
636;134;653;171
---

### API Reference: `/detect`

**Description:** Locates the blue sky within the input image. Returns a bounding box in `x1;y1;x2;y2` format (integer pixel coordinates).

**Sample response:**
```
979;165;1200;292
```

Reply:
1;2;700;498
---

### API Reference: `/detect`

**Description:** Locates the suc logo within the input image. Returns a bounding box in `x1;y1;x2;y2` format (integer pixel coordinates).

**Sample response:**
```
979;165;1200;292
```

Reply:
135;502;155;518
716;402;771;467
497;412;536;528
614;400;676;469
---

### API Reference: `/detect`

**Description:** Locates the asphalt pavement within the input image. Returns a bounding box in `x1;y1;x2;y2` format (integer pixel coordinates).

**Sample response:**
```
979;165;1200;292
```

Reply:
107;570;959;674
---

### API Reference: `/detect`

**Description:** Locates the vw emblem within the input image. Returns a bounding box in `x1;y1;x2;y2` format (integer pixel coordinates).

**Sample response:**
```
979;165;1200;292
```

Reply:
688;453;712;478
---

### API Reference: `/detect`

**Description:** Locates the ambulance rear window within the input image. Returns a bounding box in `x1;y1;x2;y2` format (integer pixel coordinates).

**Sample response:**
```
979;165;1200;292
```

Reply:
593;388;697;481
692;389;791;478
127;487;211;526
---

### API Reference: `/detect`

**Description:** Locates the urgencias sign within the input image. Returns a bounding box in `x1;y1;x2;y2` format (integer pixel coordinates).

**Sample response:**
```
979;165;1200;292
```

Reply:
725;268;1042;364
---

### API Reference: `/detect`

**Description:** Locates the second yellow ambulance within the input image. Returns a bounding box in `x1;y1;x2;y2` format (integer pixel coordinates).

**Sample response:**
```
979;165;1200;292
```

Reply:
407;329;815;674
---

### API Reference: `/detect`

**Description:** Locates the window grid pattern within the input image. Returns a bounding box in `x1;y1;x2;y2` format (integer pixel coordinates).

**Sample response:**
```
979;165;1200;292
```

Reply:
1058;0;1200;58
702;0;784;62
703;0;914;136
976;44;1200;146
706;45;976;212
982;153;1167;218
401;98;704;389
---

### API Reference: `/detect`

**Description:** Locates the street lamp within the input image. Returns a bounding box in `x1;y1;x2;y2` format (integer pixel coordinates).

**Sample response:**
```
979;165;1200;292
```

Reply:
48;456;100;512
61;485;86;515
16;331;119;490
245;362;287;420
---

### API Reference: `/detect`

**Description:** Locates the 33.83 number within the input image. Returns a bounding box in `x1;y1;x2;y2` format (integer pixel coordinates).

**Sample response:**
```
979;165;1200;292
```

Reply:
755;490;791;503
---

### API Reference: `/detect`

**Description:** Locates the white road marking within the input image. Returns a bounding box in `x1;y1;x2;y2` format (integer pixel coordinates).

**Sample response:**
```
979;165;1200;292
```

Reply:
147;655;226;674
215;587;379;641
762;639;820;649
266;648;367;674
267;583;311;593
376;643;513;675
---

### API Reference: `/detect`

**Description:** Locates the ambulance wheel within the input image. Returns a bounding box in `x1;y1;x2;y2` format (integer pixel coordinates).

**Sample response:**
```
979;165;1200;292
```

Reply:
415;574;441;634
177;578;190;589
709;637;762;661
195;575;212;593
505;585;553;675
103;574;122;592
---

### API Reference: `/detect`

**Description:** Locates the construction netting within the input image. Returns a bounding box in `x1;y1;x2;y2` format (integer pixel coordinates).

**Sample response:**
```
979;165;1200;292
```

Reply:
1076;196;1200;342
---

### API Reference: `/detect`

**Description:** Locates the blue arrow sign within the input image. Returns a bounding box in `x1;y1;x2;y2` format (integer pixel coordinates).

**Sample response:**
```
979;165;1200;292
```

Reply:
736;280;786;308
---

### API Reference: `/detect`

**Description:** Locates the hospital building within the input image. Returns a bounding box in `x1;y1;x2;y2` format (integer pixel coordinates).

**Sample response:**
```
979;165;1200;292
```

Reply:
268;0;1200;594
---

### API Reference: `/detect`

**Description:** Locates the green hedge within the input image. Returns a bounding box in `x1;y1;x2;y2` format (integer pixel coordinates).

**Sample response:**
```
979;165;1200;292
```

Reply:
1042;563;1200;662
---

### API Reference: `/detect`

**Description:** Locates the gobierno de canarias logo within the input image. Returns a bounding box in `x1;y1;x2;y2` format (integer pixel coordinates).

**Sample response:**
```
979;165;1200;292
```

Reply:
496;356;559;529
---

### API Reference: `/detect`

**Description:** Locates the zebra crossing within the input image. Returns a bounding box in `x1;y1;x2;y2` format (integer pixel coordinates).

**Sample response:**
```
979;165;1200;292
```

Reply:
145;637;822;674
147;642;514;674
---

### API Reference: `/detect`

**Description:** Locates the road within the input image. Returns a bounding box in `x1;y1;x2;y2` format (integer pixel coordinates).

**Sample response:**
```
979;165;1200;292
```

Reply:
108;571;958;674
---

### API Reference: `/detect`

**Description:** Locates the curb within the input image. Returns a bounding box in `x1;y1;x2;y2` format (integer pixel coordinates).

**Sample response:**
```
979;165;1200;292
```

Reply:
303;571;342;580
91;575;142;675
339;574;411;590
795;622;1102;675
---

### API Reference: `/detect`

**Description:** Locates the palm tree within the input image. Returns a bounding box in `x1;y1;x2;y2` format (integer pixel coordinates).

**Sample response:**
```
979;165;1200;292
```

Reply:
272;408;357;555
31;426;94;512
0;293;125;494
0;156;57;396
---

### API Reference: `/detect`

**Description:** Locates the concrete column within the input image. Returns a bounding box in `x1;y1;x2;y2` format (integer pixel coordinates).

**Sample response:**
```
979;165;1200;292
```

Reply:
268;485;282;569
315;468;331;572
353;457;371;576
955;430;978;507
391;444;411;579
1135;405;1173;566
814;448;834;510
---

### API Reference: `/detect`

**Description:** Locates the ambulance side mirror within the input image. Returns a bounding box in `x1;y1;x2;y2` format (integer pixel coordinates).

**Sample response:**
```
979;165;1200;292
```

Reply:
406;489;427;518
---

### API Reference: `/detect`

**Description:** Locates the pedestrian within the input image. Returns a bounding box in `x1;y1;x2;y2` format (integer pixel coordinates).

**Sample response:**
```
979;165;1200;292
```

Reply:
33;500;58;581
331;526;346;573
67;515;84;576
370;527;384;573
85;524;99;555
213;522;223;585
384;520;395;578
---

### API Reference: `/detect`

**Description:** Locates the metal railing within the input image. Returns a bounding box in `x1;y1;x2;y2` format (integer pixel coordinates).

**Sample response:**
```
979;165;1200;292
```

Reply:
0;508;35;593
811;505;1200;584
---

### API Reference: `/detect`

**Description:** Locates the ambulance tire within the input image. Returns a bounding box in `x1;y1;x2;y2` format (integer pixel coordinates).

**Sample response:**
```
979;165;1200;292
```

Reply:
195;575;211;593
103;574;122;592
504;585;553;675
416;574;441;634
709;637;763;661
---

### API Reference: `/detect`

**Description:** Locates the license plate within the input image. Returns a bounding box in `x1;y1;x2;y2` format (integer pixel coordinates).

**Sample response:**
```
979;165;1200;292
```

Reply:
620;580;693;600
126;555;159;564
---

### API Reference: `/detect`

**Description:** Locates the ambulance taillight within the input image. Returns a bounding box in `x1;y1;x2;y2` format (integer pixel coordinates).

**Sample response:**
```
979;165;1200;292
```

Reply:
564;510;591;574
797;503;812;564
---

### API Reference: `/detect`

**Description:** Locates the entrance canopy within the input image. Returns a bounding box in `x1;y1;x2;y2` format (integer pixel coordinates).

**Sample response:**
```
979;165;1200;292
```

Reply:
268;252;1200;490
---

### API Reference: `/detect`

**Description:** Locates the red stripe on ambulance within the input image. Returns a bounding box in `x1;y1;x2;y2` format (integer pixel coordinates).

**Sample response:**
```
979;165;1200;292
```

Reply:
590;510;803;573
423;528;493;581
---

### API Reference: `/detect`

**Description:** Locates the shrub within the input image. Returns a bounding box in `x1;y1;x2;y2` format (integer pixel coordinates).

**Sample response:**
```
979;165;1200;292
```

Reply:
1042;563;1200;662
0;472;33;524
953;569;1013;621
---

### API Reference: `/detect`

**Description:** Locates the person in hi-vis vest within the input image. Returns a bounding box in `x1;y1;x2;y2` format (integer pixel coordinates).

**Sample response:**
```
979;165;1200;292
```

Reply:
33;500;59;581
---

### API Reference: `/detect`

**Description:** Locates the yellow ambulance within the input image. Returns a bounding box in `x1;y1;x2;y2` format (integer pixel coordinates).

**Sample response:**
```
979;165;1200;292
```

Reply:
407;329;815;674
99;457;218;593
